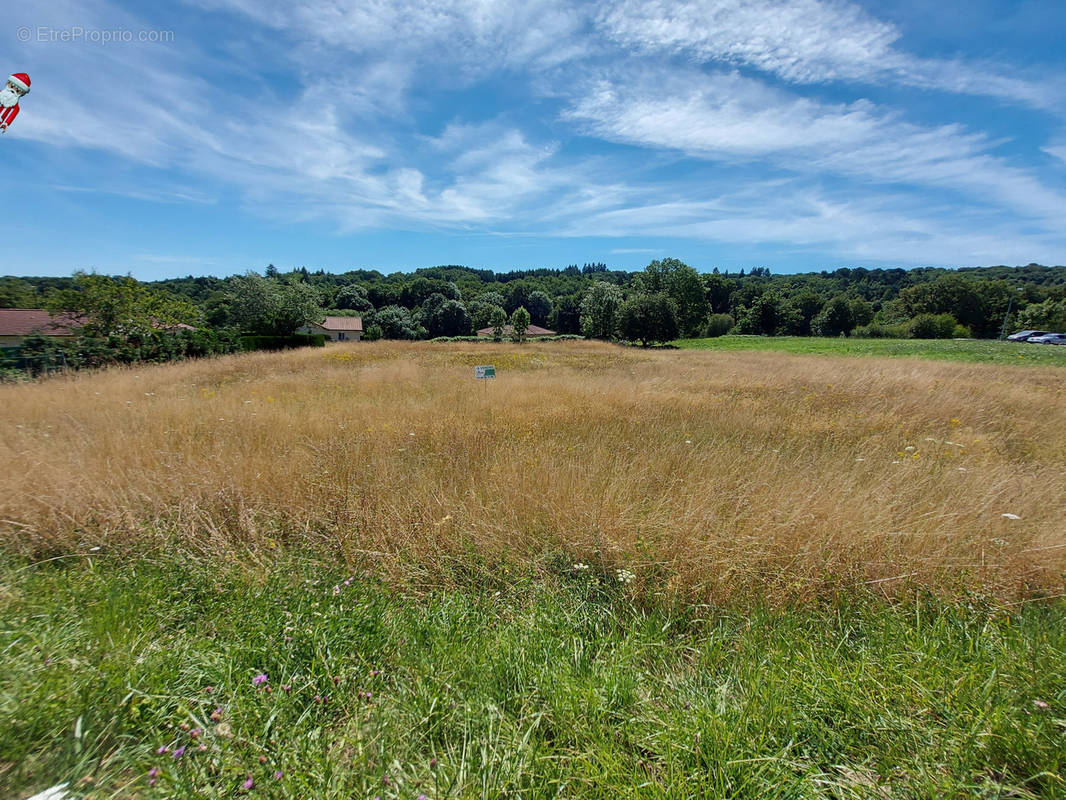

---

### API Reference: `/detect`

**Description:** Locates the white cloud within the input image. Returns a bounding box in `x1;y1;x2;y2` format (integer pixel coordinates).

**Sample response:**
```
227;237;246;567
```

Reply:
564;68;1066;223
595;0;1059;110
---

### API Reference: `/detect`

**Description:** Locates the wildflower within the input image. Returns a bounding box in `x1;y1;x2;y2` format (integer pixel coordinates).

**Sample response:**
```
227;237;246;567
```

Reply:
180;722;190;731
430;758;438;769
252;673;268;686
572;562;589;572
275;771;283;780
204;686;214;694
283;636;292;643
198;744;207;752
616;568;635;585
259;755;267;764
149;778;156;787
210;708;223;721
281;684;292;693
172;746;186;759
332;585;341;596
156;746;168;755
190;728;201;739
1033;700;1050;710
242;776;254;790
419;795;428;800
148;767;159;778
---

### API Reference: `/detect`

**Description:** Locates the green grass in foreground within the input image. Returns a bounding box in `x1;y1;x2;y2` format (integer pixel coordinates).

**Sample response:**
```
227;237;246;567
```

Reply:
2;554;1065;799
674;335;1066;366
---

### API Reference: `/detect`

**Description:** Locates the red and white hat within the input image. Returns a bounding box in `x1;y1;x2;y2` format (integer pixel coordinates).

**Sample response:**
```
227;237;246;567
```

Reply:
8;73;30;94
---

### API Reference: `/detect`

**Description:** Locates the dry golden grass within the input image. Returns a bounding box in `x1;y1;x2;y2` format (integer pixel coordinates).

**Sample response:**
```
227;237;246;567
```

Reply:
2;340;1064;603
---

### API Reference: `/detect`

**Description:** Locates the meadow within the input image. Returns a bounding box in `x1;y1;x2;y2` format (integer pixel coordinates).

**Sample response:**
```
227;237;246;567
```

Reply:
676;335;1066;367
2;341;1065;797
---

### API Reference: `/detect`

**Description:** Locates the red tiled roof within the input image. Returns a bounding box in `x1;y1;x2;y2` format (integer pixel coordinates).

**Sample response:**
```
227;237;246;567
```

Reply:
318;316;363;331
0;309;83;337
476;324;556;337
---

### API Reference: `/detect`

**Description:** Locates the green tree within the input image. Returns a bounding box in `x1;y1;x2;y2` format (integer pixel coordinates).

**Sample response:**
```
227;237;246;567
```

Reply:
374;305;423;339
48;271;198;338
333;284;373;313
734;291;799;336
580;281;623;339
811;296;856;337
1017;298;1066;331
225;274;321;336
617;293;679;346
792;291;824;336
489;306;508;341
509;306;531;342
423;297;471;337
525;291;553;326
0;277;37;308
467;299;505;333
703;273;737;315
849;297;874;327
638;258;710;337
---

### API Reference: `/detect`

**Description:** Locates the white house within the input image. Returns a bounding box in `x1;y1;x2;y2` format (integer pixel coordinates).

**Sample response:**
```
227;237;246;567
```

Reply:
298;315;363;342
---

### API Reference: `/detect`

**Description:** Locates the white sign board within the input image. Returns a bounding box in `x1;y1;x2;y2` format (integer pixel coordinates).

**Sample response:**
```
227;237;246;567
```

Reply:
474;365;496;379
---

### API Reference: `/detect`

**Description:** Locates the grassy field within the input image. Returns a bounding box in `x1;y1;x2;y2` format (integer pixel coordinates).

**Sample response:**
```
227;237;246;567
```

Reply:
2;341;1065;797
2;554;1064;799
2;340;1063;603
675;335;1066;367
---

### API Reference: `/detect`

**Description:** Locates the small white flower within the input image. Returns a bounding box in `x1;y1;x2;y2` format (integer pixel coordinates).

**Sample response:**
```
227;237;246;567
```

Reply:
1001;513;1021;520
572;562;589;572
904;445;916;452
615;568;635;585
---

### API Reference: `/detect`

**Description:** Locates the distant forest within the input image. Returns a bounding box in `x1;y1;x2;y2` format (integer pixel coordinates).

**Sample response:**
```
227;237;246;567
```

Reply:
3;261;1065;344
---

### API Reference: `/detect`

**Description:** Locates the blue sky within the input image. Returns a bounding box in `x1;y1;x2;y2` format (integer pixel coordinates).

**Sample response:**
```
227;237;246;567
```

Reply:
3;0;1066;279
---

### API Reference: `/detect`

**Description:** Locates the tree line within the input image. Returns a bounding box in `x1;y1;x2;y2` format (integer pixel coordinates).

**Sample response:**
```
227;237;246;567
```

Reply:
1;260;1064;364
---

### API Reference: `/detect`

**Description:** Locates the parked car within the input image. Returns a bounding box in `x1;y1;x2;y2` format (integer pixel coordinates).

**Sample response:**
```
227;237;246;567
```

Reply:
1006;330;1049;341
1026;333;1066;345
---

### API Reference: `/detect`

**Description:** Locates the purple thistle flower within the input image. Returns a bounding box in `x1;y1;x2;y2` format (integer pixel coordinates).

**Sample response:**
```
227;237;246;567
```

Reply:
147;767;159;778
172;746;186;759
156;745;168;755
274;771;283;780
148;778;156;787
418;795;428;800
242;776;254;790
252;673;268;686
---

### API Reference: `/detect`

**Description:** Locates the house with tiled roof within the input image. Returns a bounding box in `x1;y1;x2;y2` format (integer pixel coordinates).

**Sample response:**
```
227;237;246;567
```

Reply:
297;315;363;342
476;324;556;338
0;309;84;348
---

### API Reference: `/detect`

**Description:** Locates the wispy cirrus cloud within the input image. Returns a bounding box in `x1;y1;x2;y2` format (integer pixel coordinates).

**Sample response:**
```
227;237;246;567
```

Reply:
564;68;1066;223
595;0;1061;110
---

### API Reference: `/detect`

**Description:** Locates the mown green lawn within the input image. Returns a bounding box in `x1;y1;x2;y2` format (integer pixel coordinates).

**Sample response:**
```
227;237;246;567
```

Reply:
2;553;1064;799
674;336;1066;366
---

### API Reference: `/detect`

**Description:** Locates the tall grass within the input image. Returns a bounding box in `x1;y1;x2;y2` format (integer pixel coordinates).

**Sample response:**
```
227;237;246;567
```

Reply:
2;341;1064;603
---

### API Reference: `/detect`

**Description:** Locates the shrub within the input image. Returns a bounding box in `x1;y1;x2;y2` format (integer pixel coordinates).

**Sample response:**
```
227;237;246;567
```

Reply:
703;313;735;338
363;324;383;341
907;313;958;339
239;334;325;351
853;322;907;339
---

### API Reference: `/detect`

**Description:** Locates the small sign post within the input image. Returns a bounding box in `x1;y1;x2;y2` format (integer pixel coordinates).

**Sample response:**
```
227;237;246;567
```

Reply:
474;365;496;379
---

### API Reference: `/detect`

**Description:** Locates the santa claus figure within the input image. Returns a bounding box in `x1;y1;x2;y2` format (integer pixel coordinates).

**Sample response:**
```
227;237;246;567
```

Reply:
1;73;31;134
